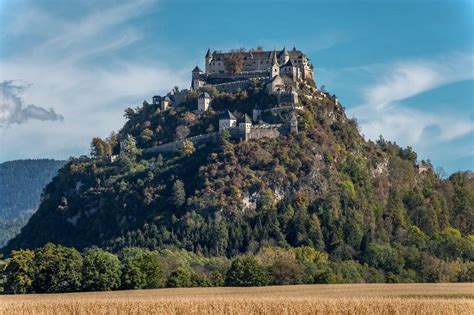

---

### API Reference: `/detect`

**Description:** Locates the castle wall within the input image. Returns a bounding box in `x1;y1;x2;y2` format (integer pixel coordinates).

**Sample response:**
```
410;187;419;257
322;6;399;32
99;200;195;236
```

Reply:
213;80;253;93
144;132;219;154
204;71;270;81
248;125;284;140
172;90;190;106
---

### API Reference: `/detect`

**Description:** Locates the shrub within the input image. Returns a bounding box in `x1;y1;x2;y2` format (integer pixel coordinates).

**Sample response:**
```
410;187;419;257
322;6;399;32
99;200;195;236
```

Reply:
4;249;36;294
167;267;193;288
82;248;121;291
225;256;269;287
120;248;163;289
33;243;83;293
364;243;404;274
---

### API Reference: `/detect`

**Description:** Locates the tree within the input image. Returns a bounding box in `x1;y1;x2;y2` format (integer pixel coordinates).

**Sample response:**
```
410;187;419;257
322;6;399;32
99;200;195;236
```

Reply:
33;243;83;293
363;243;404;274
269;256;304;285
120;135;142;159
90;137;112;157
430;228;472;261
224;51;244;74
123;107;135;119
120;248;163;290
171;180;186;208
175;125;190;141
4;250;35;294
167;267;192;288
140;128;154;143
225;256;269;287
181;140;195;156
82;248;121;291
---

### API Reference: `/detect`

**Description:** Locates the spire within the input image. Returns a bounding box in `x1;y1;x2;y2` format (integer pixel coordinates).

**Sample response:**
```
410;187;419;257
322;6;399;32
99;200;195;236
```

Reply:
272;49;278;65
282;46;288;56
205;48;212;58
292;46;297;51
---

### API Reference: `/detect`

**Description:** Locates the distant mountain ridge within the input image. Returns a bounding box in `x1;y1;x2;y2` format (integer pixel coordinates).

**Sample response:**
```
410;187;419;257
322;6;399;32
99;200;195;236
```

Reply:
0;159;65;246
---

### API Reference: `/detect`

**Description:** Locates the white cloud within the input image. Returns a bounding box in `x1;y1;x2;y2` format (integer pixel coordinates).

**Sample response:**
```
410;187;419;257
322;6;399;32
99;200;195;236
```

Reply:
0;80;63;125
349;53;474;153
364;54;474;109
0;1;189;161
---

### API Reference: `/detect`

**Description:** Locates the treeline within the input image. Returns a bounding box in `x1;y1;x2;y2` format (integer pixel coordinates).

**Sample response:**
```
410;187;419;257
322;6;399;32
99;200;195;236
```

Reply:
1;241;473;294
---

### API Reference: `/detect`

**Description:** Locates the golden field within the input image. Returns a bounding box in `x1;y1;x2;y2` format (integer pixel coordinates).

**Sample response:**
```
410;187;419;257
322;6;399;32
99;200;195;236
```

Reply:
0;283;473;315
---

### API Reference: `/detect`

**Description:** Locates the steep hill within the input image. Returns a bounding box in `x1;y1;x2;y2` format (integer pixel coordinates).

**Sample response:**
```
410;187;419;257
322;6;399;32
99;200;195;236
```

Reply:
4;82;473;273
0;159;65;246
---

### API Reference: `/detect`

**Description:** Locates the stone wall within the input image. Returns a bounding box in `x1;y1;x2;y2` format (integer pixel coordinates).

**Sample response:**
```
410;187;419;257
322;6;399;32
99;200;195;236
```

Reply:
144;132;219;154
213;80;253;93
248;124;284;140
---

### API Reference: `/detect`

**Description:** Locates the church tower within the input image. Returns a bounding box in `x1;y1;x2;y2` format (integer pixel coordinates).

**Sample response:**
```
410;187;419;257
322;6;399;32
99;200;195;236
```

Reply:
271;49;280;78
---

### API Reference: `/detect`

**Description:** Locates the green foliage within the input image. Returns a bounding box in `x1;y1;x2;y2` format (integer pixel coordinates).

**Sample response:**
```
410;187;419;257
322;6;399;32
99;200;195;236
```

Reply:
120;247;163;289
225;256;269;287
3;83;473;290
0;159;64;246
167;267;192;287
33;243;83;293
120;135;142;160
90;137;112;157
181;140;195;156
364;243;404;274
430;228;473;261
4;250;35;294
171;179;186;208
82;248;121;291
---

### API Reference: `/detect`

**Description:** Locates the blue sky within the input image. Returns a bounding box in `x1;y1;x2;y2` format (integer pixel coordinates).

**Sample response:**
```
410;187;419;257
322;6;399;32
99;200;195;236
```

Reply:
0;0;472;173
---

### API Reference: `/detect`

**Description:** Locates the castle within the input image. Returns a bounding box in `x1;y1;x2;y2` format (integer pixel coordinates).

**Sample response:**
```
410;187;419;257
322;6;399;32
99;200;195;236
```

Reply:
191;47;314;95
133;47;316;155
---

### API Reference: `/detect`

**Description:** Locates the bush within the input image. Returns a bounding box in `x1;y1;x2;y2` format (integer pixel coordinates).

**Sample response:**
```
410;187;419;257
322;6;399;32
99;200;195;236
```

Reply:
364;243;404;274
4;250;36;294
82;248;121;291
33;243;83;293
269;256;304;285
225;256;270;287
167;267;192;288
120;248;163;289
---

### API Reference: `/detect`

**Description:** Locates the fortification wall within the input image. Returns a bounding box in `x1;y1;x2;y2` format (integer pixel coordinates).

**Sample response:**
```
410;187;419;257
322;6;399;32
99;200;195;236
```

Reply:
204;71;270;81
248;124;285;140
213;80;253;93
144;132;219;154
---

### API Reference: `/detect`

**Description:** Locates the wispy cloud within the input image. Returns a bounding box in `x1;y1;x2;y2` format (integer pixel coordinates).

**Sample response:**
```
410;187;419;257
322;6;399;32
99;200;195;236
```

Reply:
363;53;474;109
349;53;474;151
0;0;188;161
0;81;63;126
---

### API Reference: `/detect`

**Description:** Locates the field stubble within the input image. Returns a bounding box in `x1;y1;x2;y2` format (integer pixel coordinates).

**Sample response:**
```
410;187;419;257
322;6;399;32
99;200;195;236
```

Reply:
0;283;473;314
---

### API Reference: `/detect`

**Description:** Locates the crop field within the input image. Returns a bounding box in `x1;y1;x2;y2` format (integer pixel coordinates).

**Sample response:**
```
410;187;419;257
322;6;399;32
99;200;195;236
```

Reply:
0;283;473;314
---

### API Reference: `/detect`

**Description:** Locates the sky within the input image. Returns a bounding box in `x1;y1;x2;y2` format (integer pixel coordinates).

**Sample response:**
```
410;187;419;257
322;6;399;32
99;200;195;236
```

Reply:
0;0;473;174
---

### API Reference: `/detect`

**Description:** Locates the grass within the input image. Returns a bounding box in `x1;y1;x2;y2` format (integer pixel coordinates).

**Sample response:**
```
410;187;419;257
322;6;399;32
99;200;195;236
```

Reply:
0;283;473;314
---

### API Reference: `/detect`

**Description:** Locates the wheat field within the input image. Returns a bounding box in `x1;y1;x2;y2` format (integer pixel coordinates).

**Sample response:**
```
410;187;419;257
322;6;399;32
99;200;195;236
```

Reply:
1;283;473;315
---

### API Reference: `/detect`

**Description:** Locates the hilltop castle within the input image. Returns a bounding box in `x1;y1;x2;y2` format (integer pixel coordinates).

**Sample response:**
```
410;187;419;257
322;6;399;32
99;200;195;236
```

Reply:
191;47;314;93
135;47;319;155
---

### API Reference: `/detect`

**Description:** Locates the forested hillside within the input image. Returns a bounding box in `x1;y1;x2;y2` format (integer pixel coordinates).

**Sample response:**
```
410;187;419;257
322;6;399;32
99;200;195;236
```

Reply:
0;159;65;246
3;83;473;284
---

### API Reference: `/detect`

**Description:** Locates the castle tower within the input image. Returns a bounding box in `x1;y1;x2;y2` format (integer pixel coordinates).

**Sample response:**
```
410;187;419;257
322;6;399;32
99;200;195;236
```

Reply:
239;114;252;141
191;66;204;90
205;49;213;73
280;47;289;64
289;112;298;134
152;95;161;105
271;49;279;78
197;92;211;112
161;96;171;111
